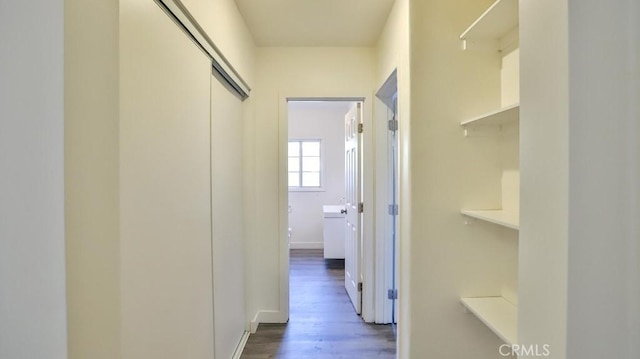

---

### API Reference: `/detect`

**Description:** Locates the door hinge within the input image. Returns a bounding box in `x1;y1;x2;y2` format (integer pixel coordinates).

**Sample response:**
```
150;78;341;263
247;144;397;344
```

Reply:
358;123;364;134
388;204;399;216
388;119;398;132
358;202;364;213
358;282;363;292
387;289;398;300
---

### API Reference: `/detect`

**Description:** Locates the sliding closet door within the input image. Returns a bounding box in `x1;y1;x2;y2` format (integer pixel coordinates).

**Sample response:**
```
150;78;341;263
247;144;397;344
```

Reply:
210;76;247;359
120;1;213;358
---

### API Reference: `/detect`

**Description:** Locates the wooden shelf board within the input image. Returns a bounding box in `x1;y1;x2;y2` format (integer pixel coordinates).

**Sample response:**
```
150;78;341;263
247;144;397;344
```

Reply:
461;209;519;230
461;296;517;345
460;0;519;43
461;103;519;127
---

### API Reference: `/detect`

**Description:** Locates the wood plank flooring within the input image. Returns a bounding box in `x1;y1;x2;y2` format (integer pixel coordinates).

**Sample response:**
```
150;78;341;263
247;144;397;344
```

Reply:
241;249;396;359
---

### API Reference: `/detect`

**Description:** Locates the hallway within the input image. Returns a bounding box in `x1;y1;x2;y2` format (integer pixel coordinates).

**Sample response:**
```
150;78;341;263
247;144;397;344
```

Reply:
241;249;396;358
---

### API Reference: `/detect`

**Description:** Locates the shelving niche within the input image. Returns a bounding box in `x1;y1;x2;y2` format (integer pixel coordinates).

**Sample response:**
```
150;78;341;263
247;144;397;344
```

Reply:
460;296;517;345
459;0;519;51
461;209;518;230
461;103;519;127
459;0;520;346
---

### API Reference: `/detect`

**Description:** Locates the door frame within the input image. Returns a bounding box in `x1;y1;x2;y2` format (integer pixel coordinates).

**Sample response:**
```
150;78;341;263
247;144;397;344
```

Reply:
374;69;399;324
278;93;375;323
343;102;364;314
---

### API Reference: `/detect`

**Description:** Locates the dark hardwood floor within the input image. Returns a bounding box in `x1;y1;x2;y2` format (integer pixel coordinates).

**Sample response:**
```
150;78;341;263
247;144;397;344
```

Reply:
241;249;396;359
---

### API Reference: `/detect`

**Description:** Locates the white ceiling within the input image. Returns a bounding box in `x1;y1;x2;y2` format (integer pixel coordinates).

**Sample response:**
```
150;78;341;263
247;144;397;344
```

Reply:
234;0;396;47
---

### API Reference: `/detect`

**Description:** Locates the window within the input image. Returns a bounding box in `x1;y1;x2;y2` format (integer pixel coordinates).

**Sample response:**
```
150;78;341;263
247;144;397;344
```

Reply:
288;140;322;189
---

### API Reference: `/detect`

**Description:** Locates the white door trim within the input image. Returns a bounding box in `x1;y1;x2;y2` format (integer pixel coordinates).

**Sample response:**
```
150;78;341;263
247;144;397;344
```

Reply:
374;69;399;324
344;102;363;314
276;93;375;324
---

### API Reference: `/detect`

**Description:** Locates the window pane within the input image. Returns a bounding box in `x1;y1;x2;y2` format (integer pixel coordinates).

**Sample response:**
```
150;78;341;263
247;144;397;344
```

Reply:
288;141;300;156
288;157;300;172
301;141;320;156
302;172;320;187
302;156;320;172
288;172;300;187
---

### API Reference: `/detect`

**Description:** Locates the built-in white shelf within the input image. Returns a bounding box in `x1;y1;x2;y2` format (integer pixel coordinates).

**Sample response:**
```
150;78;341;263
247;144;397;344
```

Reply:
459;0;518;51
461;103;519;127
461;209;519;230
461;296;517;345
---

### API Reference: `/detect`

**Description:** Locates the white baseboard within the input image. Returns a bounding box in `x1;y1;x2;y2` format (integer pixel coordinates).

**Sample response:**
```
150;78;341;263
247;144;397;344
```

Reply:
231;331;250;359
289;241;323;249
250;310;286;333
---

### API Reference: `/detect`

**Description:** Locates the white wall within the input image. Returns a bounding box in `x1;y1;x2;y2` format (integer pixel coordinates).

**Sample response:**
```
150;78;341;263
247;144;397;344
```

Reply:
376;0;408;90
120;1;255;357
566;0;640;358
175;2;258;342
288;101;348;249
519;2;640;358
119;1;214;357
499;49;520;305
373;0;410;326
180;0;255;83
500;49;520;221
0;2;68;358
519;1;569;357
249;47;376;326
3;0;254;358
211;75;248;359
375;0;412;346
64;1;121;358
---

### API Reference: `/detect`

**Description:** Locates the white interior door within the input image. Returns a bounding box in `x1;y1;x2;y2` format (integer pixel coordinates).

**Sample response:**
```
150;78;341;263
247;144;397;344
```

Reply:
344;102;362;314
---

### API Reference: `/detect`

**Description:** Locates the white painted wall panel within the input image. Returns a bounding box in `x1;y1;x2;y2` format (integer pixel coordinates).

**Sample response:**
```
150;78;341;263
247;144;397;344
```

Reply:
376;0;407;90
64;0;121;357
211;75;247;359
566;0;640;358
501;49;520;108
120;2;214;357
519;0;569;357
374;0;410;337
249;46;376;324
0;2;67;358
180;0;255;83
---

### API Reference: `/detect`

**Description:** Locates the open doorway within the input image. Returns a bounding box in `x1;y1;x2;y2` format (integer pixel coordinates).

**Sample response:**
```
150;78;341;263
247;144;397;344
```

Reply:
287;100;363;311
242;94;398;356
287;101;352;256
283;99;396;356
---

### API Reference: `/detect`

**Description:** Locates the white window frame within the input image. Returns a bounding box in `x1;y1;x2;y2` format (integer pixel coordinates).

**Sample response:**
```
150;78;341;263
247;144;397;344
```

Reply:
288;139;325;192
